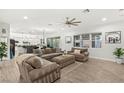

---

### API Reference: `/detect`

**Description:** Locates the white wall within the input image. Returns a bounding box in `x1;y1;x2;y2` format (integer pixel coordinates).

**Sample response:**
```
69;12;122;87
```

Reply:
83;22;124;61
46;30;75;51
46;21;124;61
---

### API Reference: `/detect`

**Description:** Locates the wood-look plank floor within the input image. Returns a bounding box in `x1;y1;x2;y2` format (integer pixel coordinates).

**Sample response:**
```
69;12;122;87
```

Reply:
1;58;124;83
56;58;124;83
0;61;20;83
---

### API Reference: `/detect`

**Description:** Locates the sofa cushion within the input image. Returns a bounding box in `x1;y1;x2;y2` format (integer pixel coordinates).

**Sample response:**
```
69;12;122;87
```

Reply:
56;48;61;53
51;55;75;64
52;48;56;53
74;49;81;54
44;48;53;54
72;48;87;53
42;53;62;59
70;53;85;59
33;48;42;56
29;59;59;81
47;48;52;53
26;56;43;69
41;48;62;54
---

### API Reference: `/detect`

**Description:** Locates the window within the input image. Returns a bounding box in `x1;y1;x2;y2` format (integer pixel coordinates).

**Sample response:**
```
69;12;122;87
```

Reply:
73;33;102;48
82;34;90;40
91;33;102;48
81;34;90;48
74;35;81;47
74;35;80;40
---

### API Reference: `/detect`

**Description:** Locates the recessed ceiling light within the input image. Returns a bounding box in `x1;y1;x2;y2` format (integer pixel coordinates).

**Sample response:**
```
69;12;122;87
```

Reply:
102;18;107;21
24;16;28;20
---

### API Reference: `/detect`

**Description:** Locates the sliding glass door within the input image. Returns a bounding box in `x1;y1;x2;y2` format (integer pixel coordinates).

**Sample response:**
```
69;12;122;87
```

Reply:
47;37;60;48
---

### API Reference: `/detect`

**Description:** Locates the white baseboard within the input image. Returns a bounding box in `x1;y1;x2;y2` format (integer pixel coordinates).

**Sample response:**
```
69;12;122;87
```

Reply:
89;56;115;62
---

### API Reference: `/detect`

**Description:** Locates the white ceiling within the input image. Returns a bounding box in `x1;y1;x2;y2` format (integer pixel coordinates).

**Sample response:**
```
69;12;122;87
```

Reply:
0;9;124;35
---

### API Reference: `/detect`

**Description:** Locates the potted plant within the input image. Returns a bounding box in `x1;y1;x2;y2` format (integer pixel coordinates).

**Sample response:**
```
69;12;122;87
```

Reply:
113;48;124;64
0;42;7;61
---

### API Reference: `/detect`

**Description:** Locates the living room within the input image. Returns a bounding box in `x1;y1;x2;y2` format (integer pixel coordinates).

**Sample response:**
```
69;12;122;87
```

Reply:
0;9;124;83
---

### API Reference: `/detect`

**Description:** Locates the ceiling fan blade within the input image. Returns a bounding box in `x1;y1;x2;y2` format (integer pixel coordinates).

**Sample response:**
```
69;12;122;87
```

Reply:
72;21;82;23
71;23;78;26
83;9;90;13
69;18;76;22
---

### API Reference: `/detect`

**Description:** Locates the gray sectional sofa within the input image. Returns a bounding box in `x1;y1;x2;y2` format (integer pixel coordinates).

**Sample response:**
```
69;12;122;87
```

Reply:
15;54;61;83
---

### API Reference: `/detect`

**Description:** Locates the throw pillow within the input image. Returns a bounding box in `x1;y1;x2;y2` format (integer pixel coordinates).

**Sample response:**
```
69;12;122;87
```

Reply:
74;49;81;54
36;57;44;65
26;56;43;69
33;49;42;56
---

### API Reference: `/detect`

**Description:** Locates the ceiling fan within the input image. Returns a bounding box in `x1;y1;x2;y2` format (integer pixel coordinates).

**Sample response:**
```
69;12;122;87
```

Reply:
65;17;82;27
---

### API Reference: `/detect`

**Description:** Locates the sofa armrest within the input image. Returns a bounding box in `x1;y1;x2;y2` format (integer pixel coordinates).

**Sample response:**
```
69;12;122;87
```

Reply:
84;52;89;56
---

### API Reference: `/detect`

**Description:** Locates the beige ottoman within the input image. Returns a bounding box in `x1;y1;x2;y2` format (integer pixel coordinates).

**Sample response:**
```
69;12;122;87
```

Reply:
51;54;75;68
